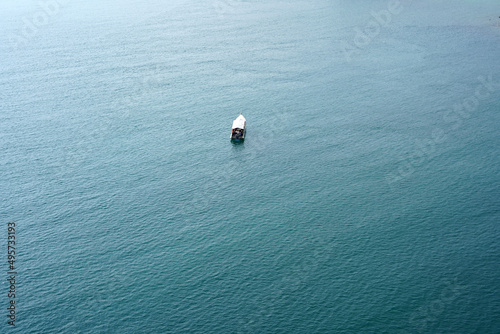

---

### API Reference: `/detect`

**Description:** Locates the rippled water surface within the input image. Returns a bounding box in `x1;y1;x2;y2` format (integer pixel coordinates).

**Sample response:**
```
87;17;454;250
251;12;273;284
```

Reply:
1;0;500;333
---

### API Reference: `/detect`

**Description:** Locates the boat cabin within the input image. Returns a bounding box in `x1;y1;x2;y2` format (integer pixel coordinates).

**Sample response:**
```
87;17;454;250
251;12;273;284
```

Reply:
230;114;246;140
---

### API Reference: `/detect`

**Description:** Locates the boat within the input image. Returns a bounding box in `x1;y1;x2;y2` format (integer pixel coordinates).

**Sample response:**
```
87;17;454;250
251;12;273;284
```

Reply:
230;114;246;140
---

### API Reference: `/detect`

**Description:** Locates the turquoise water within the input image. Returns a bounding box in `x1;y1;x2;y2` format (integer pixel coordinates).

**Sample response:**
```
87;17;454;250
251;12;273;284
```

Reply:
1;0;500;332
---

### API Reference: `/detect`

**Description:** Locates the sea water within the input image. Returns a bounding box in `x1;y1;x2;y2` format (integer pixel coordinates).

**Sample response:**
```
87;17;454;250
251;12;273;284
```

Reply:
1;0;500;332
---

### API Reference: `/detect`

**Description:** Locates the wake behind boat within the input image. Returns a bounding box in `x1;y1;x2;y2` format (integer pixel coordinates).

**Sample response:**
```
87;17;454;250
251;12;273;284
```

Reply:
230;114;246;140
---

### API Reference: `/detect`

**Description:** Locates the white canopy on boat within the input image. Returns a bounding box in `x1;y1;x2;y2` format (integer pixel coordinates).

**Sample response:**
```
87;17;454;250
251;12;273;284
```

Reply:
232;114;246;129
